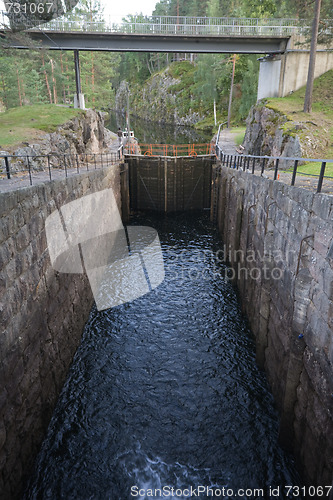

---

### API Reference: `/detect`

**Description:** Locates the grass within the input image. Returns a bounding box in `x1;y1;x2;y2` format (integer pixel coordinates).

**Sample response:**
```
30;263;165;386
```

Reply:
264;69;333;160
0;104;83;150
289;161;333;178
232;126;246;146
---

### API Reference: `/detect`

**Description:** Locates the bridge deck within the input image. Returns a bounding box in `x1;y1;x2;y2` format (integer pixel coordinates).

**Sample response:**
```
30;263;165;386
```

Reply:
3;30;289;54
1;13;320;53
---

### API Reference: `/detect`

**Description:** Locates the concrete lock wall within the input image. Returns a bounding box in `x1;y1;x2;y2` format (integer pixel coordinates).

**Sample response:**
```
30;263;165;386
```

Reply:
214;166;333;486
257;35;333;100
0;165;121;499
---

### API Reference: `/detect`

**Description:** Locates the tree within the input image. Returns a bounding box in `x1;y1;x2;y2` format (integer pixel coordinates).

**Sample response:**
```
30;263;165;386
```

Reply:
303;0;322;113
207;0;220;17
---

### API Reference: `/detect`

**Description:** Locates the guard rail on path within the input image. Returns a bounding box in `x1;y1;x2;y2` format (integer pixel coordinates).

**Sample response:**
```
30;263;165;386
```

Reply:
0;148;123;187
215;144;333;194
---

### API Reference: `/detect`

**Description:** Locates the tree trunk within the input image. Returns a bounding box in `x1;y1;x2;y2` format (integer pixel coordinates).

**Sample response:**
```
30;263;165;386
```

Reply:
303;0;321;113
16;67;22;106
227;54;236;128
91;52;95;105
50;58;58;105
2;74;8;108
60;53;66;103
41;53;52;104
65;61;70;103
20;78;26;102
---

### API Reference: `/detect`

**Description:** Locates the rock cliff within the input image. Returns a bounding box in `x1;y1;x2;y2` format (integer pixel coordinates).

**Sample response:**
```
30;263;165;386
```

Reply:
116;64;205;127
1;109;116;172
242;102;326;166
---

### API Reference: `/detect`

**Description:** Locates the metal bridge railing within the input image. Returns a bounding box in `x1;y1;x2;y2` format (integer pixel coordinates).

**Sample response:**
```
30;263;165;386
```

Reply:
215;144;333;194
1;12;325;37
0;148;124;186
125;143;215;157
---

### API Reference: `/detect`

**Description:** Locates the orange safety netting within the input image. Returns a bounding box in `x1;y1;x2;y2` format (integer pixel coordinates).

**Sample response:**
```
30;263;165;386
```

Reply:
125;143;214;157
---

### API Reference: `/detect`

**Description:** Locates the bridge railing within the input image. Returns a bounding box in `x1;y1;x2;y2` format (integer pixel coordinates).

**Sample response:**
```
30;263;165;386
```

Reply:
0;11;318;37
215;144;333;194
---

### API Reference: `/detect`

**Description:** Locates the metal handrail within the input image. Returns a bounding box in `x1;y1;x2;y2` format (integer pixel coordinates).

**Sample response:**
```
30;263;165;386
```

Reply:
215;144;333;194
0;151;124;186
216;122;228;146
1;12;330;36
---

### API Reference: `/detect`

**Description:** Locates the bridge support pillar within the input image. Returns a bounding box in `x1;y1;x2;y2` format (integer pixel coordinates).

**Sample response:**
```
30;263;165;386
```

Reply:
74;49;85;109
257;35;333;101
257;55;282;101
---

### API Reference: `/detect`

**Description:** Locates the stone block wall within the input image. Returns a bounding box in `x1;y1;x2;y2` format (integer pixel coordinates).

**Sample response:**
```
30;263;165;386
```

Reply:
0;165;121;499
215;167;333;486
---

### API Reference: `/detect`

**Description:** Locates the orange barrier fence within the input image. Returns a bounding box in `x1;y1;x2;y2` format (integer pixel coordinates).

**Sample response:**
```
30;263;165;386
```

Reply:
125;143;214;157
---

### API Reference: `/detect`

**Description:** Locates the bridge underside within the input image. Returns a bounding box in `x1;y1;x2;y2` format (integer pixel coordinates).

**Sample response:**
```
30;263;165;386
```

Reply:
3;31;289;54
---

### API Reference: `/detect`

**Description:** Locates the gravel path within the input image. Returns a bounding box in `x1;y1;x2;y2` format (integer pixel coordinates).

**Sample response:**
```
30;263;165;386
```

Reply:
218;129;333;195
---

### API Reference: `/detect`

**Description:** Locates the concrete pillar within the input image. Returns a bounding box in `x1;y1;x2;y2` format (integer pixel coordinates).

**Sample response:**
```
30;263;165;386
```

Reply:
74;93;86;109
74;49;85;109
257;56;282;101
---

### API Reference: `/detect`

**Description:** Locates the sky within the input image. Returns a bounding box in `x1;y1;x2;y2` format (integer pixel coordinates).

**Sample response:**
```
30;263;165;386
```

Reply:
0;0;159;25
101;0;158;23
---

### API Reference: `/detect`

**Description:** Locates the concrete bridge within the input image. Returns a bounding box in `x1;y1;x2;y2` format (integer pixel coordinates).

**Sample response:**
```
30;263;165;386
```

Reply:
1;13;333;104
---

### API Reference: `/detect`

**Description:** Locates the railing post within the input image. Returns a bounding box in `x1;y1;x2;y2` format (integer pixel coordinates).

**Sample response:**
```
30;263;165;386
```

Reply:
4;156;10;179
252;157;256;174
317;162;326;193
273;158;279;180
291;160;298;186
261;157;266;175
63;155;68;177
47;155;52;180
27;156;32;185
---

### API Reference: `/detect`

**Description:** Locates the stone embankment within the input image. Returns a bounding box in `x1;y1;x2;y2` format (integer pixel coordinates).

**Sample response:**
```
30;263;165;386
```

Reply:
213;166;333;487
0;165;122;499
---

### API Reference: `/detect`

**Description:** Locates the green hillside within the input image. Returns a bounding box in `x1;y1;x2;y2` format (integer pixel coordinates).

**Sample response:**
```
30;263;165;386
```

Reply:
264;70;333;174
0;105;83;150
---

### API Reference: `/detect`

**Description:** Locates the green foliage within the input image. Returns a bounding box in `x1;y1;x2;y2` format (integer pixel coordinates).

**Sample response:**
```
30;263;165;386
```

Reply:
265;69;333;159
167;61;194;78
206;0;220;18
237;57;259;120
152;0;332;19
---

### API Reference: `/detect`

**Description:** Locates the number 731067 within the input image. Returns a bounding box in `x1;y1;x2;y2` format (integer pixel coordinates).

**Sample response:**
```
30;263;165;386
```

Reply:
5;2;54;15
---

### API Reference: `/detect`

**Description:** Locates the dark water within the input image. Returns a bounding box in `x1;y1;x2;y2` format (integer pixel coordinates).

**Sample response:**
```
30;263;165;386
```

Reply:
108;112;213;145
24;213;302;500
